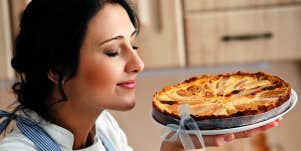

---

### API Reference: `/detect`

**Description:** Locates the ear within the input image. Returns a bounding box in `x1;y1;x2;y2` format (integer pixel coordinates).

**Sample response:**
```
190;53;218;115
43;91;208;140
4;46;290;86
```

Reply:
48;70;59;84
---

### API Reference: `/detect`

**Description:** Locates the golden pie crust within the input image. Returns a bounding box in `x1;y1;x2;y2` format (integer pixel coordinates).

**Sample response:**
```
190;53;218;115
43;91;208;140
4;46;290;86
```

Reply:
152;71;291;120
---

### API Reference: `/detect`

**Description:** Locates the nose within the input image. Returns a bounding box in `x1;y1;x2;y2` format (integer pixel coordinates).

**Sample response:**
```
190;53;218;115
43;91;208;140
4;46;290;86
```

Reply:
125;49;144;74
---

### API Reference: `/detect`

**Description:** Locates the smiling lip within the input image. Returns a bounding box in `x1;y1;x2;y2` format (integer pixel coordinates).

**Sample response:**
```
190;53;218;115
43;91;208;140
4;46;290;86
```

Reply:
117;80;136;89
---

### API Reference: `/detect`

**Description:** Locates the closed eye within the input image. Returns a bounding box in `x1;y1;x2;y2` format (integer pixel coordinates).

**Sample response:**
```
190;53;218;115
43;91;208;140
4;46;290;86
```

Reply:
132;45;139;50
105;50;119;57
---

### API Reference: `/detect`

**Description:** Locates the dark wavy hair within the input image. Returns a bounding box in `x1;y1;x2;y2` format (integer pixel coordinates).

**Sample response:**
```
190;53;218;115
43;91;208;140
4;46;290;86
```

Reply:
11;0;139;121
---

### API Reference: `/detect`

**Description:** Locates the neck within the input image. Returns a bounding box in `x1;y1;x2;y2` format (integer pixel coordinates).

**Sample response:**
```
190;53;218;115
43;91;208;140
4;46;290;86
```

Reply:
50;101;102;149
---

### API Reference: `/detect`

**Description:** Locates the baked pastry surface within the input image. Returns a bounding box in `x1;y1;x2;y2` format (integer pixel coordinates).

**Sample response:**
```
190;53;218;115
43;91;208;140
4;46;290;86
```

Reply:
152;71;291;120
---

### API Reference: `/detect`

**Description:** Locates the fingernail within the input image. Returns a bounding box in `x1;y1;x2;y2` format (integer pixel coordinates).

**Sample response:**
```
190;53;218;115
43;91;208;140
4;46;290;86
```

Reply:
224;134;234;142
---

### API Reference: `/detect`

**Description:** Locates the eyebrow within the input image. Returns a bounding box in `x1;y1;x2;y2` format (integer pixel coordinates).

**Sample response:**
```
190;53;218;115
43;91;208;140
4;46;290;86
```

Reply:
98;30;138;46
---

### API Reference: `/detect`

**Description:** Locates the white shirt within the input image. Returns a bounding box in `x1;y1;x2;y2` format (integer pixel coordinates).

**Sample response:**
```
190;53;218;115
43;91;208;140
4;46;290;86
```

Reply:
0;110;133;151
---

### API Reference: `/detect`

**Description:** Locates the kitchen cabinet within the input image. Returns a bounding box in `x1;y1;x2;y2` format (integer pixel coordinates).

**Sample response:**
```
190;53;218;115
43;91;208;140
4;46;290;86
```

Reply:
133;0;186;69
0;0;28;80
185;5;301;66
2;0;186;69
184;0;301;66
0;0;14;80
184;0;301;11
1;1;301;70
9;0;30;40
133;0;301;68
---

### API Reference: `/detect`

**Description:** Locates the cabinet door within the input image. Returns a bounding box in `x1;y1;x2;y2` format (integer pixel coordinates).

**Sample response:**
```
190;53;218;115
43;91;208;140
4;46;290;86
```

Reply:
184;0;301;11
133;0;186;69
0;0;14;80
185;5;301;66
9;0;30;40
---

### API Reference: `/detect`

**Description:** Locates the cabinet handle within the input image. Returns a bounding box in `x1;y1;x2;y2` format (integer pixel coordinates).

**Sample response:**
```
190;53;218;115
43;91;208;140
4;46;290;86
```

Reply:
222;32;273;42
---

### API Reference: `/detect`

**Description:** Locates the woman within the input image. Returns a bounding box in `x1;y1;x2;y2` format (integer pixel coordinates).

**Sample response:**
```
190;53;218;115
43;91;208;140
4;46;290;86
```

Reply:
0;0;280;150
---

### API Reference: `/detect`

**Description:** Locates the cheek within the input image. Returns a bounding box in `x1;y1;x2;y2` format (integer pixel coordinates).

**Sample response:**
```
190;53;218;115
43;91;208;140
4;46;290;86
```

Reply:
79;56;114;90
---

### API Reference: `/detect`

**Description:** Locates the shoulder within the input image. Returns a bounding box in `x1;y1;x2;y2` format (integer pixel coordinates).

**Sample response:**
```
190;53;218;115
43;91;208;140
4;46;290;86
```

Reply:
0;127;37;151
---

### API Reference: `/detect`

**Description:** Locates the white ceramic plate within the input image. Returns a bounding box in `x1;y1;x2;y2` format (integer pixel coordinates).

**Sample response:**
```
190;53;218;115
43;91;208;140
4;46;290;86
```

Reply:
193;89;298;135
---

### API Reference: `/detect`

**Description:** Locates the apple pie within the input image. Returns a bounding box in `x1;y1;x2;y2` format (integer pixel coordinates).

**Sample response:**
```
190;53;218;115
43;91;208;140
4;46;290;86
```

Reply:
152;71;291;121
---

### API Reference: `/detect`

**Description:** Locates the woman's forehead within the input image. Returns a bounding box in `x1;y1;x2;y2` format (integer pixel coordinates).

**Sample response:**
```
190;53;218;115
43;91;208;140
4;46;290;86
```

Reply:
86;3;136;41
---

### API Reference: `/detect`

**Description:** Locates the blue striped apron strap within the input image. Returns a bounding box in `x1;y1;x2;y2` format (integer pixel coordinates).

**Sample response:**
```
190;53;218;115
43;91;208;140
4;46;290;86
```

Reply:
97;132;116;151
0;110;62;151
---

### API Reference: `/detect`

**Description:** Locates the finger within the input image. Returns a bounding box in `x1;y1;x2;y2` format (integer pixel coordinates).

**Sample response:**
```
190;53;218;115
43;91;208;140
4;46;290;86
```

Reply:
249;120;279;132
234;128;264;139
234;130;253;138
275;117;283;122
234;121;279;139
202;134;235;147
258;121;278;131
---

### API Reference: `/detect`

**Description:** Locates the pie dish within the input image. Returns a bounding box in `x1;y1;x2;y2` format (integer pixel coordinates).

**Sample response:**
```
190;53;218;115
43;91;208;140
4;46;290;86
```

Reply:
152;71;291;129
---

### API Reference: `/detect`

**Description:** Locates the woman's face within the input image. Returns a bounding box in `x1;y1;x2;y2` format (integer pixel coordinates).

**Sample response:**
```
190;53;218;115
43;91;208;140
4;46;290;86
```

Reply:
64;3;144;111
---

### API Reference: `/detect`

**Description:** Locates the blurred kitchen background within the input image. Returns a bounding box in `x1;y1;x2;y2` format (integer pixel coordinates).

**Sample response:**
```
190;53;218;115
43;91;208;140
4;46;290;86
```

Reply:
0;0;301;151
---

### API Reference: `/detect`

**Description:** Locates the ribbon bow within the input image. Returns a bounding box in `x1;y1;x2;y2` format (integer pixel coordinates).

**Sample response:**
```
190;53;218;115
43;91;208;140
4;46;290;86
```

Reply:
161;104;206;151
0;110;62;151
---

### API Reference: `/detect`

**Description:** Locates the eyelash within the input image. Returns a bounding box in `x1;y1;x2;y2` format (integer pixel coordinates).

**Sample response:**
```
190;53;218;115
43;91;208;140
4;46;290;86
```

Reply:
132;45;139;50
105;51;119;57
105;45;139;57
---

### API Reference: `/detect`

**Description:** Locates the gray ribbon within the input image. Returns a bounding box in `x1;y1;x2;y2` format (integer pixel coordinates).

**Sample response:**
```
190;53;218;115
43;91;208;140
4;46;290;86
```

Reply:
161;104;206;151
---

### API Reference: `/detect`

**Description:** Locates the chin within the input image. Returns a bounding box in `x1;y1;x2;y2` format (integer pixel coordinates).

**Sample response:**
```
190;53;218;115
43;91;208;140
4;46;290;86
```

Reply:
120;99;136;111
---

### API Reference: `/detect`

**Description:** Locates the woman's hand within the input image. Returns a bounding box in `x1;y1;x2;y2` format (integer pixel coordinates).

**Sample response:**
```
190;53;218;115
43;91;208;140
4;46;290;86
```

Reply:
160;118;281;151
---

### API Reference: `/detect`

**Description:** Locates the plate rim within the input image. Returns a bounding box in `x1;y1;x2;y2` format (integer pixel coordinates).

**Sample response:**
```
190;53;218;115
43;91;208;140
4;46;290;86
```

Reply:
190;89;298;135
